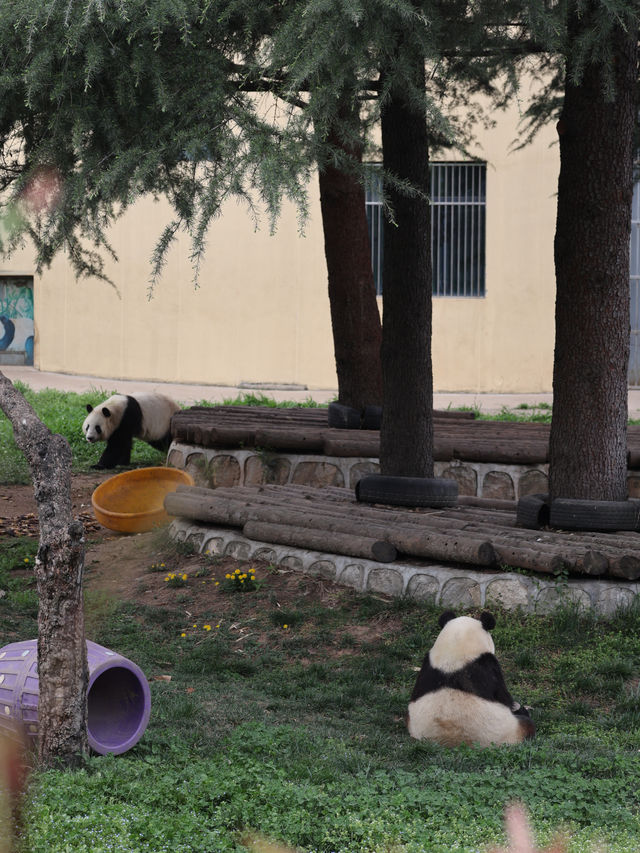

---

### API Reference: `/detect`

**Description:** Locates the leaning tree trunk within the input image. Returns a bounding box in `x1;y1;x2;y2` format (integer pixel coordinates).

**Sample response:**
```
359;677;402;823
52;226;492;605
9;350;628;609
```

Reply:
549;5;638;501
379;61;433;477
0;372;88;766
318;102;383;410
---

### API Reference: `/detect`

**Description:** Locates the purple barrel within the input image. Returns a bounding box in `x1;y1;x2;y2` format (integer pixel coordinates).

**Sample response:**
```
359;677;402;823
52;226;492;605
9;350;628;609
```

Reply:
0;639;151;755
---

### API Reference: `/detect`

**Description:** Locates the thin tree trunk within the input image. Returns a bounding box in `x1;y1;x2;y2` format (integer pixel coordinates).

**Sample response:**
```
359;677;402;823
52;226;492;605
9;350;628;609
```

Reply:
318;103;383;410
379;61;433;477
0;372;88;766
549;5;637;501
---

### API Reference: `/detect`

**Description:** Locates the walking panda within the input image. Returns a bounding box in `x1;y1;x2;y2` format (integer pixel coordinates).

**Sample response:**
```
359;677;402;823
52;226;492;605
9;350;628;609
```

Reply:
82;392;180;469
407;610;536;747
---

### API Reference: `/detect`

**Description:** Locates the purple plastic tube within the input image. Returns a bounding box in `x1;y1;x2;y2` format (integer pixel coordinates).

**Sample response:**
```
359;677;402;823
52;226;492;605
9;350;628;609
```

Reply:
0;639;151;755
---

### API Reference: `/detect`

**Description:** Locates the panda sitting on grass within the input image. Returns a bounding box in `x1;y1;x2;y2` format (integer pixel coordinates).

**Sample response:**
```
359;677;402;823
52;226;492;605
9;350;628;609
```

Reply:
82;392;180;469
407;610;535;748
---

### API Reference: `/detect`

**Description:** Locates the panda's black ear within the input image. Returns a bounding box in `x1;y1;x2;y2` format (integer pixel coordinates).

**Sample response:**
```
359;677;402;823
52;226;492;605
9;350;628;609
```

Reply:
86;404;93;413
101;407;112;418
480;611;496;631
438;610;456;628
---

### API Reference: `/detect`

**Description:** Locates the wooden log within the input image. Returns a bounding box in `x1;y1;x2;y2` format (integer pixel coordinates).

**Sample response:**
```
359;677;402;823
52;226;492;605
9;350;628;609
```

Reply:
322;437;380;457
580;551;610;576
458;495;517;511
607;554;640;580
451;440;549;464
253;427;327;451
491;544;569;575
388;530;498;566
242;520;397;563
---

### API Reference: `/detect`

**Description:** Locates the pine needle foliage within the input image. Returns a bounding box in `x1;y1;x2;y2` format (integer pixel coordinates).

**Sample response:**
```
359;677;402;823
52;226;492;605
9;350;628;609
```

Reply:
3;0;636;289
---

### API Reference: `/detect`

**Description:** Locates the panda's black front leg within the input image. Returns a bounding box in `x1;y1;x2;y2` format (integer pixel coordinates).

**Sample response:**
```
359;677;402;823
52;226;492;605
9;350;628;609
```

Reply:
93;431;133;469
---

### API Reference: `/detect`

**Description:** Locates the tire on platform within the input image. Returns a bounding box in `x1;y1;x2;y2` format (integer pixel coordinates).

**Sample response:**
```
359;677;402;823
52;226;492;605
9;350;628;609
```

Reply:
549;497;640;532
361;405;382;431
327;402;361;429
516;494;550;529
355;474;458;508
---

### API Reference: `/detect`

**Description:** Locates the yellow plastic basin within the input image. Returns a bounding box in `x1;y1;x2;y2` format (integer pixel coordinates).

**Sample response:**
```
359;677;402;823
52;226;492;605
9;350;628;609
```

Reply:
91;467;195;533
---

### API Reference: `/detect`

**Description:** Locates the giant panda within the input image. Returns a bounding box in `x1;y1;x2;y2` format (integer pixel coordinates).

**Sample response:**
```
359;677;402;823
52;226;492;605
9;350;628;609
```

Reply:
82;392;180;469
407;610;535;748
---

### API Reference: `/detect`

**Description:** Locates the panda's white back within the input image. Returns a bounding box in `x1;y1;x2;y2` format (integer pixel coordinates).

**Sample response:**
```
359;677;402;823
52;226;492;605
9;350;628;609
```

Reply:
137;393;181;441
407;689;526;748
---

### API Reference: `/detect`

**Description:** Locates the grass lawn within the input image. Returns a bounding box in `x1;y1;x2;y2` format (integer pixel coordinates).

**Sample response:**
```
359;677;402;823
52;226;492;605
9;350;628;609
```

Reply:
1;386;639;852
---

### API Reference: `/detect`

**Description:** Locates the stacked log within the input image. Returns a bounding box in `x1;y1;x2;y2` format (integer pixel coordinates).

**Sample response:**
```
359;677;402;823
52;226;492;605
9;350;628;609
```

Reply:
164;484;640;579
171;406;640;468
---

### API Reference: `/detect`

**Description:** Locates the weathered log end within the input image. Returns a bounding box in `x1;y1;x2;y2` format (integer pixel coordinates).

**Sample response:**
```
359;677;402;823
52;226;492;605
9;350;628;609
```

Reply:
371;540;398;563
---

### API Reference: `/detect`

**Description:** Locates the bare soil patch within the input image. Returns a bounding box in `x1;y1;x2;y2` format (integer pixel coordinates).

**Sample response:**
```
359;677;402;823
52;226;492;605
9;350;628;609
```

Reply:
1;472;397;647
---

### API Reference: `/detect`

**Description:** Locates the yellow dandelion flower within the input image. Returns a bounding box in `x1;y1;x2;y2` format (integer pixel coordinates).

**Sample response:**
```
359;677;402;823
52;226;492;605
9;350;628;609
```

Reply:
204;625;211;631
182;573;187;581
181;633;186;638
193;623;197;628
283;624;288;629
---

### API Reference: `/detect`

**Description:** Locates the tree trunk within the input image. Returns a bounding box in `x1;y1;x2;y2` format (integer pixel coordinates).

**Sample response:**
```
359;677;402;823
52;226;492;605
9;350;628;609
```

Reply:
549;5;638;501
0;372;88;766
318;104;383;410
379;61;433;477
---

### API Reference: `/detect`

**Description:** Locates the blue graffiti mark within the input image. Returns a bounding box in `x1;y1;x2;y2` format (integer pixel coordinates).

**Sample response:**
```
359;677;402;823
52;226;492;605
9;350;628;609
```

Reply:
25;335;34;365
0;316;16;350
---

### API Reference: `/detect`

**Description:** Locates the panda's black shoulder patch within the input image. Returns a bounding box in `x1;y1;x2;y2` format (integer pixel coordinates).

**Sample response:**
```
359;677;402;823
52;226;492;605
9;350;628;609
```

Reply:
410;652;515;709
121;395;143;434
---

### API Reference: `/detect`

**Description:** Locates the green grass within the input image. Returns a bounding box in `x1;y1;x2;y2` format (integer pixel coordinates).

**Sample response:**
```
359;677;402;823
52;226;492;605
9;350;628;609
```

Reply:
2;552;639;852
3;385;640;850
0;386;328;485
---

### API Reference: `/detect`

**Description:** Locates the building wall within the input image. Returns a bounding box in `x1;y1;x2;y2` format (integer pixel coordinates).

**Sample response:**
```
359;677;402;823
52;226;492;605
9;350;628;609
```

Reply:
1;100;559;393
431;101;559;393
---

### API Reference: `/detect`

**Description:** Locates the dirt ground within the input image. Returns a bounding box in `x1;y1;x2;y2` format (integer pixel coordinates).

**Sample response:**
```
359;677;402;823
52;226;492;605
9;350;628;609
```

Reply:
0;472;377;633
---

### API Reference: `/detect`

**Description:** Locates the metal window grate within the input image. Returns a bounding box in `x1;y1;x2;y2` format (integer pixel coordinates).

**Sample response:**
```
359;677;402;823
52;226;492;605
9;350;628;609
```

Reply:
365;162;486;297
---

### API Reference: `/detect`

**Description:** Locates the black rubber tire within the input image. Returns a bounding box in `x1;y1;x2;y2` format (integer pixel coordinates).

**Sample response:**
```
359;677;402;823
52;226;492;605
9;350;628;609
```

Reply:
327;402;361;430
549;498;640;532
355;474;458;508
361;405;382;431
516;494;550;529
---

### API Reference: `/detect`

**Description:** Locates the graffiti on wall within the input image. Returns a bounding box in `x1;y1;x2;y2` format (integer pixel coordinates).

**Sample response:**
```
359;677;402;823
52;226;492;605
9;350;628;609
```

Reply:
0;277;34;365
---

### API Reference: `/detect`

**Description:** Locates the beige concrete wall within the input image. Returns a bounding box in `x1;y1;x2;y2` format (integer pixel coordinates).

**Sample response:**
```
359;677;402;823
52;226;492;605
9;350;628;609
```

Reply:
431;103;558;393
29;186;339;389
1;100;559;393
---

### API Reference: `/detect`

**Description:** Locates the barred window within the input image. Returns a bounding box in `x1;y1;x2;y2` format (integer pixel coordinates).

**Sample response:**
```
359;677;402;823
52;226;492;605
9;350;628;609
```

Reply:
365;162;486;297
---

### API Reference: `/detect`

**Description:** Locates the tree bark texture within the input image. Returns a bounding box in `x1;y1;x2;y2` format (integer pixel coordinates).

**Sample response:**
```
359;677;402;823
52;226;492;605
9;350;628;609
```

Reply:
0;372;88;766
379;61;433;477
549;5;638;500
318;104;383;410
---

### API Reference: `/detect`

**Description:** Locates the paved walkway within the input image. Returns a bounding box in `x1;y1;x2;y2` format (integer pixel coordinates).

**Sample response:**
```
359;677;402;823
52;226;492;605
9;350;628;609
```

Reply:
3;365;640;418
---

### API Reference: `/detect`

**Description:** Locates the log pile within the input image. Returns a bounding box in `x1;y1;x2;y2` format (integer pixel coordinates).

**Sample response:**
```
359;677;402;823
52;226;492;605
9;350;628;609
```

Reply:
171;406;547;463
165;484;640;580
172;406;640;467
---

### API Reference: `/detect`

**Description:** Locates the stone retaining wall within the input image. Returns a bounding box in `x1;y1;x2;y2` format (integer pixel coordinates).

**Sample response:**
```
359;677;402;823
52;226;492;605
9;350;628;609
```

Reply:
167;442;549;500
169;518;639;616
